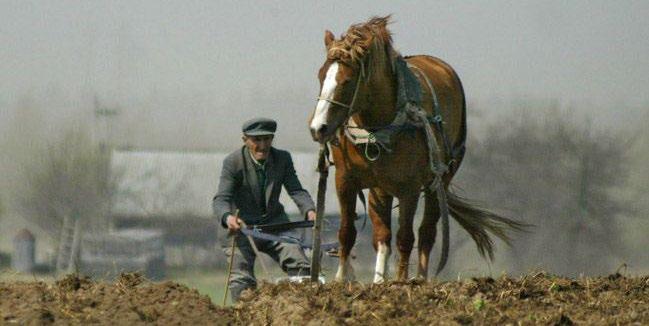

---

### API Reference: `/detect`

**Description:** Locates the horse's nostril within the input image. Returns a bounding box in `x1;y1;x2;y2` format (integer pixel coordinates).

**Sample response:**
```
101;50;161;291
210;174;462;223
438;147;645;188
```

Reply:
317;124;328;136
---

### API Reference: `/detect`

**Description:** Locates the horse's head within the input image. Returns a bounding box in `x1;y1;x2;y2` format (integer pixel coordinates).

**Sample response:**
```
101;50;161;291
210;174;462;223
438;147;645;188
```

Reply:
309;39;365;143
309;16;394;143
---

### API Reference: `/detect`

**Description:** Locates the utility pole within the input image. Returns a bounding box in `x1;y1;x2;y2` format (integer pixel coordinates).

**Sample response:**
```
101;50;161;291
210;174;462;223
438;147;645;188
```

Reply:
93;97;120;232
93;96;120;151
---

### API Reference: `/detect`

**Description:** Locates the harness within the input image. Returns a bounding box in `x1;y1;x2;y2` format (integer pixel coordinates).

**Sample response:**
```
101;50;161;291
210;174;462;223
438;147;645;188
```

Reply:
341;55;464;169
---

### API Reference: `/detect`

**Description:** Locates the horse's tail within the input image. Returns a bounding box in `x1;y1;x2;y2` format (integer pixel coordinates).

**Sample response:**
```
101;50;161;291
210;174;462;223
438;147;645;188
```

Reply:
445;190;529;262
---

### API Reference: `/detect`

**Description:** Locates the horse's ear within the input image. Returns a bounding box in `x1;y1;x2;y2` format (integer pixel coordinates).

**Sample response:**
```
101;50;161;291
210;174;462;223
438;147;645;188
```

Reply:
324;30;335;48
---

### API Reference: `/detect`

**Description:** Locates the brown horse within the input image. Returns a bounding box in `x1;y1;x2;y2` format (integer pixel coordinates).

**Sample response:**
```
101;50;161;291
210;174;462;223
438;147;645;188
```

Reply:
309;16;524;282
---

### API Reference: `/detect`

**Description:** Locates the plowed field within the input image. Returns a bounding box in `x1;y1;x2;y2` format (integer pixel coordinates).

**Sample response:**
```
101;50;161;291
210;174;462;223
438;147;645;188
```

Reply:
1;272;647;325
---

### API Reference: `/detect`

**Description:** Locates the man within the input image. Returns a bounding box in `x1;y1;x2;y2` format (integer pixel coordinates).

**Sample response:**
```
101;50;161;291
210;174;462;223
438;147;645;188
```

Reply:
213;117;317;302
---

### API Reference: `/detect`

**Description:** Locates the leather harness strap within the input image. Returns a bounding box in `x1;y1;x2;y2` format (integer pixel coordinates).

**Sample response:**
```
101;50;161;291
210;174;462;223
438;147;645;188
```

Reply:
407;63;453;163
339;56;462;169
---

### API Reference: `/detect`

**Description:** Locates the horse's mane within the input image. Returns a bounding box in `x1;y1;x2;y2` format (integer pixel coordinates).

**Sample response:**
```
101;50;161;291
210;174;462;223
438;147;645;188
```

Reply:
328;15;397;74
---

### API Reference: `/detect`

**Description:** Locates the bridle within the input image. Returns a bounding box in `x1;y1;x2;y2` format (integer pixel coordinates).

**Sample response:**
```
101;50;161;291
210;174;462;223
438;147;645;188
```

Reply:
316;60;367;119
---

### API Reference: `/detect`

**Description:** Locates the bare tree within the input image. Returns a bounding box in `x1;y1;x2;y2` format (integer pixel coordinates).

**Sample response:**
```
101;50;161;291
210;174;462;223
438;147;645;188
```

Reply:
0;193;4;223
17;128;117;272
457;109;634;276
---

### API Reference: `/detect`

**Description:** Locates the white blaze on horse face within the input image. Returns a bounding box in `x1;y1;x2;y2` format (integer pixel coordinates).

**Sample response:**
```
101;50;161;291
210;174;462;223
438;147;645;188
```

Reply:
310;62;339;132
373;242;391;283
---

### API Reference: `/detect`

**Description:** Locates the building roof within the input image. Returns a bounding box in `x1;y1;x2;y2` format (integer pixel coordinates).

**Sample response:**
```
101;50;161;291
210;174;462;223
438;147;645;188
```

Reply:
111;149;343;218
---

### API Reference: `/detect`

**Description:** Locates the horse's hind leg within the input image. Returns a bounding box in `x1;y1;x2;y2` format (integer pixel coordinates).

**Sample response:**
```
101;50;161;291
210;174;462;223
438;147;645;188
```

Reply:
369;188;393;283
334;174;358;282
418;190;440;280
395;194;419;280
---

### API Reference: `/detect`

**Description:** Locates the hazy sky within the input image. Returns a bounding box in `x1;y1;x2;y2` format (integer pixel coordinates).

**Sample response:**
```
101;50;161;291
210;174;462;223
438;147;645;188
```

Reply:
1;0;648;149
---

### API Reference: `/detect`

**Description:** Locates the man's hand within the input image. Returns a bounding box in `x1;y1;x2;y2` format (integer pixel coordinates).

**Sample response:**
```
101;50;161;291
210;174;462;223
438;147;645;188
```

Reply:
226;215;242;231
307;210;317;221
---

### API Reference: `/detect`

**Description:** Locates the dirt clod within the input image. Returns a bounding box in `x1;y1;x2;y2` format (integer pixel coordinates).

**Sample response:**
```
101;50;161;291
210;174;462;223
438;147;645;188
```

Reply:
1;275;234;325
0;273;647;325
55;273;92;292
117;272;144;288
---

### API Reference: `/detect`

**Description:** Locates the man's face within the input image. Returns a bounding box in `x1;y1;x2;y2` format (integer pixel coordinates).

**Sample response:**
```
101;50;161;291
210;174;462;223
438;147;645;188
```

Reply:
243;134;274;161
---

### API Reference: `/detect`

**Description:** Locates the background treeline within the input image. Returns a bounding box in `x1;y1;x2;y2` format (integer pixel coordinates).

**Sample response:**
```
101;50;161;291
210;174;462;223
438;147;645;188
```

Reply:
449;109;646;276
0;101;647;276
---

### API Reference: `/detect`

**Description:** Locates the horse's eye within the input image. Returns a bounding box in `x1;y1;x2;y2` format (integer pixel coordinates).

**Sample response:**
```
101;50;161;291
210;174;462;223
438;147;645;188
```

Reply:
340;76;353;86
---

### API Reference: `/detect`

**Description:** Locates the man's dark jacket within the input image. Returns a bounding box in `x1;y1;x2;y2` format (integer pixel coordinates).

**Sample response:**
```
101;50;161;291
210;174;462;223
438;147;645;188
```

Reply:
213;146;315;227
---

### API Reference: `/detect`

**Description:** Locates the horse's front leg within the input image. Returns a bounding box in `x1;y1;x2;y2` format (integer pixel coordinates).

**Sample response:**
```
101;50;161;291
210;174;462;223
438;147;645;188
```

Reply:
396;194;419;280
335;173;358;282
369;188;393;283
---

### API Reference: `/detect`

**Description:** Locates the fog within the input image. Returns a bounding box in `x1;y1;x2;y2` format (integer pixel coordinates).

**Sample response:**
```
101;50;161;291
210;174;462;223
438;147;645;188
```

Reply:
1;1;648;276
2;1;648;149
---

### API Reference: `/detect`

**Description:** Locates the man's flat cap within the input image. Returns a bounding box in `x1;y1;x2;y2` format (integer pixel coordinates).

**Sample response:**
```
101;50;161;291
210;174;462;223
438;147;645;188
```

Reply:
242;117;277;136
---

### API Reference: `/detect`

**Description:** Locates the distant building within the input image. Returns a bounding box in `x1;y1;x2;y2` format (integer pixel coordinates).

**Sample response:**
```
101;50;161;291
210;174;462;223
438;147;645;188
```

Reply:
81;228;165;280
109;148;342;268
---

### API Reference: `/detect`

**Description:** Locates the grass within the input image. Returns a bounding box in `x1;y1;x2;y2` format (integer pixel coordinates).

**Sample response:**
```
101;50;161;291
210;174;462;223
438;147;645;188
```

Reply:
1;266;232;305
165;262;378;306
0;268;55;283
166;268;231;305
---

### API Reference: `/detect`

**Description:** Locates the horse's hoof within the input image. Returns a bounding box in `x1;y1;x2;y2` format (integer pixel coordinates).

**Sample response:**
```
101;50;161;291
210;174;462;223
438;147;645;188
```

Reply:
334;277;354;283
410;276;427;284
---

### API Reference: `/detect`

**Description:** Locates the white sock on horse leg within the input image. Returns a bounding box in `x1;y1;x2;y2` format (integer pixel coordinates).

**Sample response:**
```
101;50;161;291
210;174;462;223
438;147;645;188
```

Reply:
373;241;391;283
335;258;356;282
